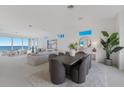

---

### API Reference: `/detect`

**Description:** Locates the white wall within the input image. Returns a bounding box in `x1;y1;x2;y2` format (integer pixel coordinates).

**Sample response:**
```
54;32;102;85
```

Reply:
116;12;124;70
46;17;116;63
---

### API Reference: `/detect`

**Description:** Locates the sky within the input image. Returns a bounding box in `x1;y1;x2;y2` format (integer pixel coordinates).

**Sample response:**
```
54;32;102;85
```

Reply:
0;37;28;46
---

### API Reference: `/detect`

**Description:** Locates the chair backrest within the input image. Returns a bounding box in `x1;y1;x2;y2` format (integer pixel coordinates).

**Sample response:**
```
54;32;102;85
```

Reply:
58;52;64;56
49;59;65;84
87;54;92;69
49;54;57;61
79;55;90;74
65;52;70;56
71;56;87;83
49;54;58;72
76;51;86;55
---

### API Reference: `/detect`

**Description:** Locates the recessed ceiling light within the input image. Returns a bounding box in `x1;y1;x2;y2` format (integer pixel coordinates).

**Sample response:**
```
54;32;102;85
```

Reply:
67;5;74;9
28;25;32;27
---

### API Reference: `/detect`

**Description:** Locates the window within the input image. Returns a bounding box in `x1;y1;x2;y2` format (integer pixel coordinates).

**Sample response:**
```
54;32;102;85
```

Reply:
0;37;29;52
13;38;22;50
23;38;29;49
0;37;11;51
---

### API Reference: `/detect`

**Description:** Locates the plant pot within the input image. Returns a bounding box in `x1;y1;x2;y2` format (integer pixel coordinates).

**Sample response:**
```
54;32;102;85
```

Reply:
70;49;76;56
104;58;112;66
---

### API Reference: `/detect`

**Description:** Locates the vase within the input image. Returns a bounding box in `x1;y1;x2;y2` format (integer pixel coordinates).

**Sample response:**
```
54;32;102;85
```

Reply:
70;49;76;56
104;58;112;66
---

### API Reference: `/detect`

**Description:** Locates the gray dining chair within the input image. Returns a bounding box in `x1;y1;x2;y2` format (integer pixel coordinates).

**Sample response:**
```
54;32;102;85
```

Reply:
48;54;58;72
49;54;57;61
58;52;64;56
76;51;86;55
49;59;65;84
71;55;88;83
65;51;70;56
76;51;91;75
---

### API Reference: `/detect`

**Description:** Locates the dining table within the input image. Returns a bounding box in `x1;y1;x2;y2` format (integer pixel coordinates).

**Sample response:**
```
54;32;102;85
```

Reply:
53;53;89;66
52;53;89;77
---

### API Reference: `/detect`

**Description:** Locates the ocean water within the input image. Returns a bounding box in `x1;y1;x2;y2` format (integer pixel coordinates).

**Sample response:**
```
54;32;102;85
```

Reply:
0;46;28;52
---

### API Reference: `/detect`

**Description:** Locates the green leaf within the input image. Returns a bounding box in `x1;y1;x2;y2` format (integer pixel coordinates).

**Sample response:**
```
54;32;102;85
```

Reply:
109;32;118;41
101;31;109;37
68;42;78;50
107;32;118;44
101;39;107;48
112;47;124;53
110;38;119;46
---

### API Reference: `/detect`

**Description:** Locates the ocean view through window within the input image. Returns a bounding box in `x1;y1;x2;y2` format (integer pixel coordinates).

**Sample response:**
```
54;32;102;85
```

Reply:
0;37;29;52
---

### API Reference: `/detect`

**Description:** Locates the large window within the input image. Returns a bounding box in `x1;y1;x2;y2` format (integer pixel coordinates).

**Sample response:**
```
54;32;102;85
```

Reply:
0;37;29;52
23;38;29;50
0;37;12;51
13;38;22;50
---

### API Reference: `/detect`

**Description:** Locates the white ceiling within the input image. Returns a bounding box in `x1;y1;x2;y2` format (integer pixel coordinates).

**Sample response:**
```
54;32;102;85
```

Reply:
0;5;124;38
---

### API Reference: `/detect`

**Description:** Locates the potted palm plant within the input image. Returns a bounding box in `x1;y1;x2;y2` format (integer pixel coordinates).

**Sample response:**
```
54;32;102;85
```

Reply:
68;42;78;56
101;31;124;65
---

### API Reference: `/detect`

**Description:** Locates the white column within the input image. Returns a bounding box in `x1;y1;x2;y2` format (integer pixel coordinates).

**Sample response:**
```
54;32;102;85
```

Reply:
118;12;124;70
37;38;38;48
33;38;35;48
28;38;32;49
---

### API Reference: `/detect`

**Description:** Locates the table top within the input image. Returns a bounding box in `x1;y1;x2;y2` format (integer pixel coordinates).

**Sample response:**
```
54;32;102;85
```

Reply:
53;54;88;65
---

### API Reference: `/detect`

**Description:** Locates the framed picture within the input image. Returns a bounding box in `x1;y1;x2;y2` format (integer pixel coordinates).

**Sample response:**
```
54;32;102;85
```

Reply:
47;39;57;50
79;37;91;49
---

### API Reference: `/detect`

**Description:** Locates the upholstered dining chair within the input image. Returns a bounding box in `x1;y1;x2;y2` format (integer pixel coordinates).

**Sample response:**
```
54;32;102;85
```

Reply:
75;51;86;55
48;54;58;61
88;54;92;69
65;51;70;56
58;52;64;56
48;54;58;72
71;55;88;83
76;51;91;75
49;59;65;84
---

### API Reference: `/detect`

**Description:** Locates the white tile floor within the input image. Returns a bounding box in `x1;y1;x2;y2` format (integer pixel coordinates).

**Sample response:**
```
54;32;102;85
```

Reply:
0;55;124;87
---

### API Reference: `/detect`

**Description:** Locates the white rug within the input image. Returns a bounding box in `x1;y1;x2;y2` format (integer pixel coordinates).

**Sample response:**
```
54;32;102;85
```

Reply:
27;62;107;87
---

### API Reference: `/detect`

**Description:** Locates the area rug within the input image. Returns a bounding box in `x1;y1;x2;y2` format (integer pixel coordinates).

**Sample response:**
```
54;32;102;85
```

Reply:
27;62;107;87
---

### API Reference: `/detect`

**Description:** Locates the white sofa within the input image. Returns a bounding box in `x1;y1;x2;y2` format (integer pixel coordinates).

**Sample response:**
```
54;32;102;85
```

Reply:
27;51;57;66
